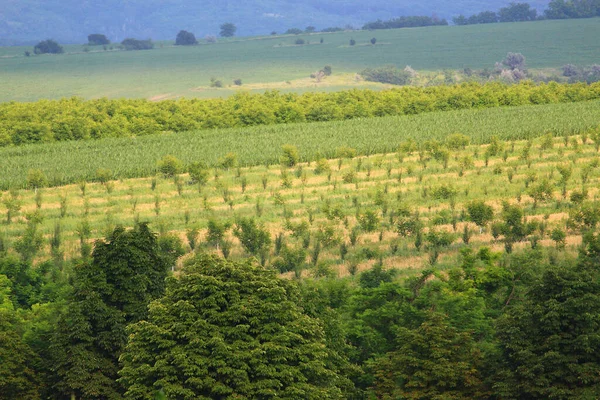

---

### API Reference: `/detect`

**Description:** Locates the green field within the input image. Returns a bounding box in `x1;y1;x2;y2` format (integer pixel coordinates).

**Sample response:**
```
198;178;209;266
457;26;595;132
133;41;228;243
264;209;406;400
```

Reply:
2;129;598;277
1;18;599;102
2;100;599;189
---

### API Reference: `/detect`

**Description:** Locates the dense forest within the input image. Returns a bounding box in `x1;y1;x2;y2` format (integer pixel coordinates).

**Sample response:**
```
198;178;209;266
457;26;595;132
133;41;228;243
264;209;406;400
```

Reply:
2;221;600;398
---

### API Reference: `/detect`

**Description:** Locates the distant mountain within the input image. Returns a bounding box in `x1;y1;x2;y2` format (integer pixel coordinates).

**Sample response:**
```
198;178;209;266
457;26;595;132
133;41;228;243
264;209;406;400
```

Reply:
0;0;550;45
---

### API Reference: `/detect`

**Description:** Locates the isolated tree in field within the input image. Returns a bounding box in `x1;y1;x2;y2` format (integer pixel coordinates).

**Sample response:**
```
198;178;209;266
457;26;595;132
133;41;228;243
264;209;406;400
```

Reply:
33;39;64;54
234;217;271;257
280;144;300;167
87;34;110;46
187;161;209;185
370;37;377;44
466;200;494;232
121;38;153;50
26;169;47;189
175;30;197;45
502;52;526;70
119;254;346;399
220;22;237;37
157;155;182;177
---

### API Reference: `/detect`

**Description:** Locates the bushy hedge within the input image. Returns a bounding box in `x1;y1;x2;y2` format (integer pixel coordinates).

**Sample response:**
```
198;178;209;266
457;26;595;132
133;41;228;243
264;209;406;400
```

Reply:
0;81;599;147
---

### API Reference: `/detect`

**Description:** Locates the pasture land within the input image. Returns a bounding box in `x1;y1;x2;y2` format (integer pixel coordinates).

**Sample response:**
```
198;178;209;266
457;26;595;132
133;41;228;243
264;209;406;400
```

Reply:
0;18;599;101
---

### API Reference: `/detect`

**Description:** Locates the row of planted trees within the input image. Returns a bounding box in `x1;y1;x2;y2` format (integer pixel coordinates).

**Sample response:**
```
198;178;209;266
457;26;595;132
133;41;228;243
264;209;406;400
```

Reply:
1;81;599;146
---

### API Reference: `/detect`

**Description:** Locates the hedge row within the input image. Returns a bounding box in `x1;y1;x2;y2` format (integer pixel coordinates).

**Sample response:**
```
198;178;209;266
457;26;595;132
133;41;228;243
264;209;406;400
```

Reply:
0;81;599;147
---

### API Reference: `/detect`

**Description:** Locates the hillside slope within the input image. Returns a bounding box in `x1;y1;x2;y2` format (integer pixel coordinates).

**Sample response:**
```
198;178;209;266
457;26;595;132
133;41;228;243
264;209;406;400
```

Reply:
1;0;550;44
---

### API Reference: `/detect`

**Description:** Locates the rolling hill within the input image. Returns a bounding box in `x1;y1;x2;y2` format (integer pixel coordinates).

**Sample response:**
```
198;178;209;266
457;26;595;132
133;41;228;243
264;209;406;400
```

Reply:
1;0;550;44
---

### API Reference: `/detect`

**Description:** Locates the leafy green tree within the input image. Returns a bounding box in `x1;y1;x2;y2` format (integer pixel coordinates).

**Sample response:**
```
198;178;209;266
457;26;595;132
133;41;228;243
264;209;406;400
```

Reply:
495;233;600;398
280;144;300;167
26;169;48;189
157;155;182;177
13;219;44;263
87;34;110;46
466;200;494;231
119;254;346;399
175;30;197;45
220;22;237;37
187;161;209;185
121;38;153;50
51;223;172;399
0;291;42;400
234;217;271;256
499;202;533;253
33;39;64;54
372;312;488;399
0;255;46;309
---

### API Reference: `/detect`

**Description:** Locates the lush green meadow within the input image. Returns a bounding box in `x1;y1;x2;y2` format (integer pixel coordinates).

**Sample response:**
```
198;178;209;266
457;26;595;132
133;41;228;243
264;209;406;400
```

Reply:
1;18;599;101
1;99;599;189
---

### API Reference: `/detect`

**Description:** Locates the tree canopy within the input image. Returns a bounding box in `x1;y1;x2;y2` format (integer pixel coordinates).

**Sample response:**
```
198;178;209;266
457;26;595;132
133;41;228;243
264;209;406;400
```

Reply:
220;22;237;37
175;30;197;45
119;253;346;399
33;39;64;54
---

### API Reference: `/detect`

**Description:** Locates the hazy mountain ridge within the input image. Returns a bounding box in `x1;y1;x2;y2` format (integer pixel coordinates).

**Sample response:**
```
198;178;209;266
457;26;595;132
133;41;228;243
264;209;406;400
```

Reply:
0;0;550;45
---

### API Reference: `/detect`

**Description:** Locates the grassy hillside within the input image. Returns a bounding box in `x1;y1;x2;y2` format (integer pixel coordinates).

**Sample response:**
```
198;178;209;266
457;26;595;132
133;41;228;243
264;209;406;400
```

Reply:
1;0;550;43
1;18;599;102
1;100;599;189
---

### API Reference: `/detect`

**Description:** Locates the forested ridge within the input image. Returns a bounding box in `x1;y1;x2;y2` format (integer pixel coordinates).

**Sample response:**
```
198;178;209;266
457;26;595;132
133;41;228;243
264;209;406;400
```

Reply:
1;0;550;44
1;81;599;147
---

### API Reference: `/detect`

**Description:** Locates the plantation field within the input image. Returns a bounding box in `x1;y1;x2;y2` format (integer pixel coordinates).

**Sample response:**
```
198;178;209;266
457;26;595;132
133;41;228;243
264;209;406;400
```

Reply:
2;129;599;278
1;18;599;101
2;100;600;189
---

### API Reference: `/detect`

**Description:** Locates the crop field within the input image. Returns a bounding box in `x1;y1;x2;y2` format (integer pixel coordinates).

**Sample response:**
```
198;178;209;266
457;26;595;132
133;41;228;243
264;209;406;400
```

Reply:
2;123;600;278
1;99;600;190
0;18;599;101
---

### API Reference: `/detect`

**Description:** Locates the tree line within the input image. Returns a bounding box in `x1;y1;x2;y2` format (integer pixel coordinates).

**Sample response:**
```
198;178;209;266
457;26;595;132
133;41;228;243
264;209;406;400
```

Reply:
453;0;600;25
1;81;599;147
2;220;600;398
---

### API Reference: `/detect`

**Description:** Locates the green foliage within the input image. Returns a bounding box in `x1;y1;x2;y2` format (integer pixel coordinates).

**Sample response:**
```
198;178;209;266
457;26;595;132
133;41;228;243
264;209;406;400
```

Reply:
51;223;172;399
87;34;110;46
466;200;494;228
372;312;487;399
234;217;271;256
119;253;347;399
280;144;300;167
358;209;380;232
446;133;471;149
0;306;43;399
314;158;331;175
360;65;412;85
121;38;153;51
496;238;600;398
157;155;182;177
33;39;64;54
219;22;236;37
26;169;47;189
175;30;197;46
187;161;209;185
